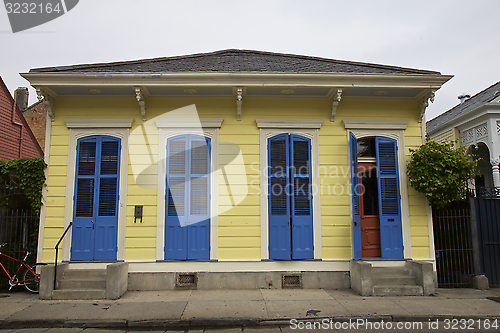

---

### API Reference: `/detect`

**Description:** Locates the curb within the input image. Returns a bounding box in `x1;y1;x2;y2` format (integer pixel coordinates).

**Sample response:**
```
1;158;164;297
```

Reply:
1;316;499;330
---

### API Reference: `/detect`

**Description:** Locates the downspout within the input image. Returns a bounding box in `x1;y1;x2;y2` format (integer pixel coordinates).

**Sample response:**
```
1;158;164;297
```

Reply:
12;90;24;158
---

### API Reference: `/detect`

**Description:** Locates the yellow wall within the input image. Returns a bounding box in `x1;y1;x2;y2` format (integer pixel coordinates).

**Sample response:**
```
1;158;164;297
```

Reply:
42;97;431;262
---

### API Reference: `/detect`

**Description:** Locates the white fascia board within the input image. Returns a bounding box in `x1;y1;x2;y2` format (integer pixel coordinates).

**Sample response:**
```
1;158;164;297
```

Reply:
21;73;453;89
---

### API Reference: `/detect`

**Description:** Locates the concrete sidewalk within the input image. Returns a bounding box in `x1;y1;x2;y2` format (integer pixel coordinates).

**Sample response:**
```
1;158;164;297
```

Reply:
1;288;499;330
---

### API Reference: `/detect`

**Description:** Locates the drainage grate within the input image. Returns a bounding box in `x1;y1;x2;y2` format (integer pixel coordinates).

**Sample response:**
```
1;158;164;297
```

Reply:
176;273;197;288
282;274;302;288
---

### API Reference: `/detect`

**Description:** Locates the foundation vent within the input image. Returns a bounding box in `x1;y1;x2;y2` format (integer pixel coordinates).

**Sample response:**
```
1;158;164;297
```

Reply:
282;274;302;288
176;273;197;289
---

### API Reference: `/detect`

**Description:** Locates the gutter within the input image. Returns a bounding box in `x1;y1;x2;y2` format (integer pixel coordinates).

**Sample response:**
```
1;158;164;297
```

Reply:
12;91;24;158
21;72;453;89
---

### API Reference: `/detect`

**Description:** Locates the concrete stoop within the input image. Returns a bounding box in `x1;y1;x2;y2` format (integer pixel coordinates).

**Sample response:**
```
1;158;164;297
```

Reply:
350;260;436;296
52;269;107;300
39;262;129;300
371;267;423;296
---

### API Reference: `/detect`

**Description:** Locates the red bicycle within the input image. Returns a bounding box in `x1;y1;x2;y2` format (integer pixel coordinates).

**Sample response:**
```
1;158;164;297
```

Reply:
0;243;41;293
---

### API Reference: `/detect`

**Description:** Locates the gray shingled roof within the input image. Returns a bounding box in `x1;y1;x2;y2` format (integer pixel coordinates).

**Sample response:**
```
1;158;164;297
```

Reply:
427;81;500;133
29;49;440;75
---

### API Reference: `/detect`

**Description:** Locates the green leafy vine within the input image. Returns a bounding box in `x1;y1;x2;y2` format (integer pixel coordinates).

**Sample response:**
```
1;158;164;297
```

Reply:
0;157;46;212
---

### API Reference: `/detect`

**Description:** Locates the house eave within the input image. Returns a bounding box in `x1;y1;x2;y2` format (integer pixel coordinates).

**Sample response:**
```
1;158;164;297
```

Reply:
427;103;500;137
21;72;453;89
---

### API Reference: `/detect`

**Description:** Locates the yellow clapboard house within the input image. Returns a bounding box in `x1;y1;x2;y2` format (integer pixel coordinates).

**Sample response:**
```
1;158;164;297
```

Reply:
23;50;452;299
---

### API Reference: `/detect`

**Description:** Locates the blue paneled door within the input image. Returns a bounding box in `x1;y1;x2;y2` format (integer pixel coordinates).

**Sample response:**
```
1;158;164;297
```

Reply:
349;134;404;259
71;136;120;261
268;134;313;260
375;137;404;259
165;135;210;260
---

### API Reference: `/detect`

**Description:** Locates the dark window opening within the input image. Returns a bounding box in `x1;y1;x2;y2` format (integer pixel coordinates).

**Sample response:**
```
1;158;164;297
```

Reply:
357;137;376;158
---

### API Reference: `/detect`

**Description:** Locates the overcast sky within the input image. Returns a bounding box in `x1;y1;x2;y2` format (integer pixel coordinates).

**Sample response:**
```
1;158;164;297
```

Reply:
1;0;499;121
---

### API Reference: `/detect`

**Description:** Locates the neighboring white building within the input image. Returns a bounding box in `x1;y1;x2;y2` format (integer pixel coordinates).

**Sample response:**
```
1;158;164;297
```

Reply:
427;81;500;189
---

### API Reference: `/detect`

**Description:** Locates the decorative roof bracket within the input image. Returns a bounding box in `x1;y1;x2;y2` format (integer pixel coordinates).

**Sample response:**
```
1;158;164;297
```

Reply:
36;88;55;122
330;88;343;122
418;90;436;123
236;87;243;121
135;87;147;121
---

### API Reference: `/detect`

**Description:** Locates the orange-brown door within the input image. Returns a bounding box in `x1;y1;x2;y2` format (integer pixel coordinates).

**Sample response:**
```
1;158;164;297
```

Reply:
358;162;381;257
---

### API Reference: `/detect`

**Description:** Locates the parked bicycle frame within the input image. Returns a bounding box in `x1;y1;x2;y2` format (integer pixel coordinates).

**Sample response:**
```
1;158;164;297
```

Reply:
0;243;40;293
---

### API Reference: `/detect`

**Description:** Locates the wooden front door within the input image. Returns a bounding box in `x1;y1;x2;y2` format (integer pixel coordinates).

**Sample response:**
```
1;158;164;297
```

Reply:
359;162;381;257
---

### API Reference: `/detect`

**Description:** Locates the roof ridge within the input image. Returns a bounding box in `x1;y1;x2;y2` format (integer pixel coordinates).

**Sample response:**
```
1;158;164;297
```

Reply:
30;49;440;74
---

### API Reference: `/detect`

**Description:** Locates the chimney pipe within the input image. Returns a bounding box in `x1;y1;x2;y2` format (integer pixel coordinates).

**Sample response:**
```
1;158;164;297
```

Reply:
14;87;29;111
458;93;471;104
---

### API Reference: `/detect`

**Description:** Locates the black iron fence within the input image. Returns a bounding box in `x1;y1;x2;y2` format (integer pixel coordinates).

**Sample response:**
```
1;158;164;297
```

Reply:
473;187;500;286
432;188;500;288
432;200;475;288
0;209;39;290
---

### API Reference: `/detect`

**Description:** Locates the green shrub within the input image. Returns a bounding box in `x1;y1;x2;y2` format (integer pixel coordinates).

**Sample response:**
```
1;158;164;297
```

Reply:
407;140;478;208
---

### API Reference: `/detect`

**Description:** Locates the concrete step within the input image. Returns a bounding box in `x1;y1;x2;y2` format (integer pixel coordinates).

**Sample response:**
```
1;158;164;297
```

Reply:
372;285;423;296
58;278;106;290
63;269;106;279
52;289;106;300
372;266;409;277
372;275;417;286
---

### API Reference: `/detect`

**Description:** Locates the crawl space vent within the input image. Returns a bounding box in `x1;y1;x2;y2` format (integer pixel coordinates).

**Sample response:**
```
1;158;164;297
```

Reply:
282;274;302;288
176;273;197;288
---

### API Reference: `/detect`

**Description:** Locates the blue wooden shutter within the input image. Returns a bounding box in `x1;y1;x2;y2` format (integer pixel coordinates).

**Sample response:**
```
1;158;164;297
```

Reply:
72;136;120;261
94;137;120;261
375;137;404;259
350;132;362;260
165;135;189;260
187;135;210;260
268;133;291;260
290;134;313;259
72;138;97;261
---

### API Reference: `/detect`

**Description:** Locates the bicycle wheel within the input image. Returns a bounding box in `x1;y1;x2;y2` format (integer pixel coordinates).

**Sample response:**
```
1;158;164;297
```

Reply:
22;267;40;293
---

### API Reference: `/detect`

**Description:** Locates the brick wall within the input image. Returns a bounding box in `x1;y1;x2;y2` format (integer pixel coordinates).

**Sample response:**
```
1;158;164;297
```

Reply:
23;100;46;152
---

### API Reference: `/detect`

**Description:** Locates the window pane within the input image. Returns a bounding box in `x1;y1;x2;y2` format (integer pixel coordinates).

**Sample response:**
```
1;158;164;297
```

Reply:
168;177;185;216
294;177;310;216
190;176;208;215
293;140;309;175
98;178;117;216
358;138;376;158
100;141;119;175
168;139;186;174
190;139;209;175
270;177;287;215
78;141;96;175
270;138;287;175
76;178;94;217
